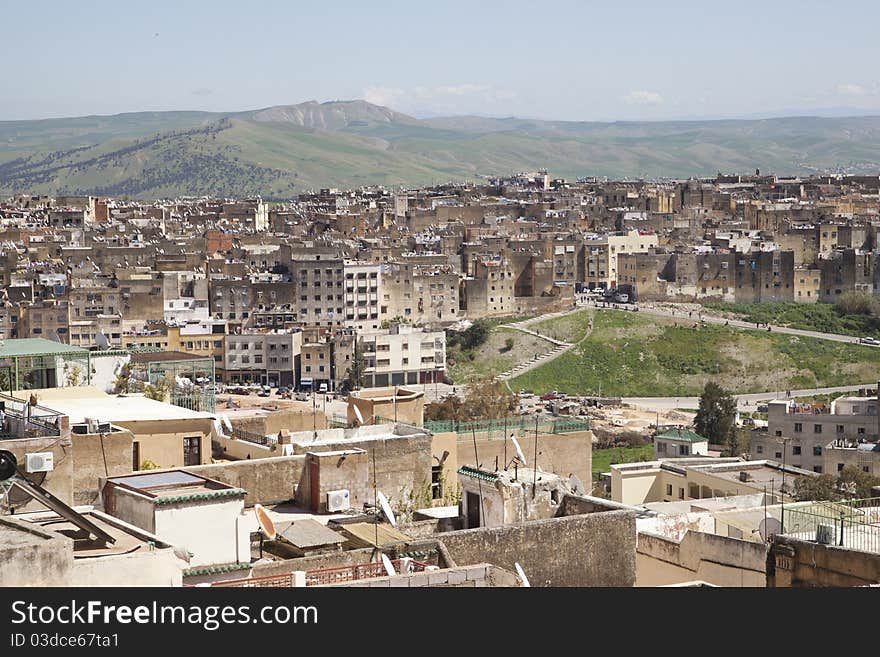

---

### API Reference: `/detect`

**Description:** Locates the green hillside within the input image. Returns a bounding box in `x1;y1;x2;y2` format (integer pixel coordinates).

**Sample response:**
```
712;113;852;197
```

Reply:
2;100;880;199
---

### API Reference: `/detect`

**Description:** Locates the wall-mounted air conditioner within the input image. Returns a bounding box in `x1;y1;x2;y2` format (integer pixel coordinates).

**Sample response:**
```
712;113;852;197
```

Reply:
25;452;54;473
326;489;350;512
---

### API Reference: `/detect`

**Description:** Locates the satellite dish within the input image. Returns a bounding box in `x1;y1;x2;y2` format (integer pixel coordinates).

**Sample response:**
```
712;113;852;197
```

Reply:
221;414;233;433
95;331;110;350
758;517;782;542
381;553;396;577
352;404;364;426
514;562;530;587
510;435;527;465
569;474;585;496
376;490;397;527
254;504;276;541
0;450;17;481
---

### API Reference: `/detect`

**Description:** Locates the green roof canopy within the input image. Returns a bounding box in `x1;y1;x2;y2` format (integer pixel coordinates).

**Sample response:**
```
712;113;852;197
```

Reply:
0;338;90;358
654;427;707;443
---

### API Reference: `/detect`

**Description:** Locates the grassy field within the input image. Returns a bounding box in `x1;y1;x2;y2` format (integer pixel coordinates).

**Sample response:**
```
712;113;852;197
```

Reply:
510;308;880;396
592;445;654;475
704;302;880;338
447;326;548;384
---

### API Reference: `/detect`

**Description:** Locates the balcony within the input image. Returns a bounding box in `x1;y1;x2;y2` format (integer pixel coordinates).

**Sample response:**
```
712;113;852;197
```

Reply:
0;393;64;440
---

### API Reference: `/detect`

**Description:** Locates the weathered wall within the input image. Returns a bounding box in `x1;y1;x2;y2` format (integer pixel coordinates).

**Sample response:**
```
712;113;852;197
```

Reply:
293;450;371;512
770;535;880;587
436;509;637;586
455;431;593;489
0;517;73;586
183;456;306;506
636;530;768;587
2;434;75;511
72;429;134;505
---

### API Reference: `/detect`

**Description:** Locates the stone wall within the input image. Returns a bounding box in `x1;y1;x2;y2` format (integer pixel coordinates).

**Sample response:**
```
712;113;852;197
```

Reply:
770;535;880;587
436;509;636;586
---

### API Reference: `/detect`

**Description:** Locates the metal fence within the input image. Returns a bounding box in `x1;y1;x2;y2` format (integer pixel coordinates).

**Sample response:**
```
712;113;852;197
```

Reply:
170;388;216;413
0;392;63;440
231;426;271;446
425;415;590;438
782;498;880;554
204;559;427;587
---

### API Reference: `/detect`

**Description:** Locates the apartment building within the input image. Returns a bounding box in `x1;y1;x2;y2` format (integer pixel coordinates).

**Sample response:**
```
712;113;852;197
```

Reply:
750;392;879;474
292;257;345;328
343;261;383;331
359;323;445;388
584;230;658;289
223;329;301;386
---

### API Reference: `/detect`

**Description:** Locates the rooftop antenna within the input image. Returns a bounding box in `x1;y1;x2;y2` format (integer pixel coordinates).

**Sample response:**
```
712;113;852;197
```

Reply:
510;435;527;465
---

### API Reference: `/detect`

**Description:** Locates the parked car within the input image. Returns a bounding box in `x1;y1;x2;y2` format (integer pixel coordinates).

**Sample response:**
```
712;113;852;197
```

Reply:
540;391;564;401
318;383;329;393
859;336;880;346
295;390;310;402
258;385;271;397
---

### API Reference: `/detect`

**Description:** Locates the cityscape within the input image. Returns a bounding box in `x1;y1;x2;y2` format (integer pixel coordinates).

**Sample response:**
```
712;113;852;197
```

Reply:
2;1;880;603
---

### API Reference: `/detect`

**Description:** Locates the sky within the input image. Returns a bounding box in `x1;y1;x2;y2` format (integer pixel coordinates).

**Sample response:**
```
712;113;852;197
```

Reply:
2;0;879;122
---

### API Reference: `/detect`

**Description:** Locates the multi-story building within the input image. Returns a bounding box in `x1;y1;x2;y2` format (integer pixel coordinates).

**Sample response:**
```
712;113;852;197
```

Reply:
223;329;301;386
359;323;445;388
583;230;658;289
751;391;879;474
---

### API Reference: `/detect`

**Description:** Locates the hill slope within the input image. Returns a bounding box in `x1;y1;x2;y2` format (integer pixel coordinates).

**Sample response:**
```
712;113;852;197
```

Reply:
2;101;880;199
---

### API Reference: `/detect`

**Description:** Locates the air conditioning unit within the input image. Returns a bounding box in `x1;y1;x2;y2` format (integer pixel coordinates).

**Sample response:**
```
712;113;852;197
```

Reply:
816;524;834;545
25;452;54;473
84;417;99;433
326;489;350;512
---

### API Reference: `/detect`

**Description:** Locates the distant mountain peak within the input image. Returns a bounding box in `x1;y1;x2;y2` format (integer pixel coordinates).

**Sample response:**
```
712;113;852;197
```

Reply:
244;99;417;129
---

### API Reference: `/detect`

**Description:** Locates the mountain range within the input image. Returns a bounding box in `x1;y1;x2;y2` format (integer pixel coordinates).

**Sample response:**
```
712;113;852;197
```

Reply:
1;100;880;199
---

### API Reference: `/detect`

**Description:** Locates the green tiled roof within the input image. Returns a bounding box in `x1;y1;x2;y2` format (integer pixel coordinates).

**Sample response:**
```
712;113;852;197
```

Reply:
183;563;250;577
457;465;499;482
155;488;246;505
654;428;707;443
0;338;90;358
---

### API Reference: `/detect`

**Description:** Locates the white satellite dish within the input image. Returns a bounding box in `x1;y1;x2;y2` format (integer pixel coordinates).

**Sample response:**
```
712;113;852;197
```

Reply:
221;414;233;433
569;474;585;496
95;331;110;350
254;504;276;541
380;553;396;577
758;517;782;542
352;404;364;426
376;490;397;527
510;435;527;465
514;562;530;587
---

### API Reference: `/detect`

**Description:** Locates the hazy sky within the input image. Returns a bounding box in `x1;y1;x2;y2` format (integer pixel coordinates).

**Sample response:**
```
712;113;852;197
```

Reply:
3;0;879;122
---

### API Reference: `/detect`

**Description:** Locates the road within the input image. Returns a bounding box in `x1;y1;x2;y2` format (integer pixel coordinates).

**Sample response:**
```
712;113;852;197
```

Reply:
623;384;876;413
578;298;873;346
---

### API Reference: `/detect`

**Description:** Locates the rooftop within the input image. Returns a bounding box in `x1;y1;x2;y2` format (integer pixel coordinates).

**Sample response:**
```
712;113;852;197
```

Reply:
0;338;89;358
655;427;707;443
28;387;216;423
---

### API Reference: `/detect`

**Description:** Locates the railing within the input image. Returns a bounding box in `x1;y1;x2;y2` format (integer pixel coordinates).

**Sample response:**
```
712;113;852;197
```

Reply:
0;393;63;440
170;388;216;413
230;426;271;446
425;415;590;437
782;498;880;554
205;559;427;588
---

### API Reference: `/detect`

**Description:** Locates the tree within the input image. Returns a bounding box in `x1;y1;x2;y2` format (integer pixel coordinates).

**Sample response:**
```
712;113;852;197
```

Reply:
113;363;132;394
838;465;880;499
793;473;840;502
694;382;738;454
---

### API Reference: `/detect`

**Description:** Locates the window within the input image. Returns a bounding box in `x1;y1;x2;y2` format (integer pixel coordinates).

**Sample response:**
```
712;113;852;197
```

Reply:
794;423;802;433
792;446;801;456
814;424;822;434
666;484;673;496
678;488;684;500
838;463;845;472
775;451;782;459
836;425;844;434
863;466;871;473
431;465;443;500
756;445;763;454
813;445;822;457
813;466;823;473
775;430;782;437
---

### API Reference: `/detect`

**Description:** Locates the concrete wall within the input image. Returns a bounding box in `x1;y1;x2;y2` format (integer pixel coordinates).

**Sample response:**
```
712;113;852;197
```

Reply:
182;456;306;505
455;430;593;489
636;530;768;587
331;563;516;588
71;429;134;505
1;435;75;511
437;509;637;586
293;450;371;512
0;517;73;586
70;544;183;587
154;497;248;567
113;417;214;468
771;535;880;587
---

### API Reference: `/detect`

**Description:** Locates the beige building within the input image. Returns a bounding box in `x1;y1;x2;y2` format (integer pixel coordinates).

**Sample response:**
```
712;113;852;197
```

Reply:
359;323;445;388
611;457;812;506
584;230;659;289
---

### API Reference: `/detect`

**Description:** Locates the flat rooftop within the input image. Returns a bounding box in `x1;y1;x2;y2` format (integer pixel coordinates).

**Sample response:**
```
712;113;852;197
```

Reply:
107;470;243;501
0;338;89;358
29;387;216;423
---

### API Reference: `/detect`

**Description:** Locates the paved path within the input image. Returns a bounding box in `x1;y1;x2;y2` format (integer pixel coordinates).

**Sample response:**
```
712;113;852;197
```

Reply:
624;384;875;413
495;307;589;381
579;299;873;346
